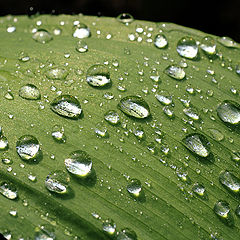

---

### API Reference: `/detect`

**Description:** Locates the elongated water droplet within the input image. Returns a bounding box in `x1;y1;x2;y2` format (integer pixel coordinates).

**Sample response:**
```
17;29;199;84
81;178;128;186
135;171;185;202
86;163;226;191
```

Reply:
18;51;30;62
177;36;198;59
73;23;91;39
95;122;109;138
182;133;210;158
154;34;168;49
104;110;120;125
86;64;111;87
16;135;40;161
102;219;116;236
4;92;14;100
118;96;150;119
192;183;206;198
155;90;172;105
183;107;200;121
51;125;66;143
32;29;53;43
34;225;56;240
218;36;237;48
214;200;234;226
65;150;92;178
208;128;224;142
219;171;240;193
116;228;137;240
217;100;240;125
76;40;88;53
0;182;18;200
46;67;68;80
0;135;8;150
127;179;142;198
50;95;82;119
163;106;174;118
19;84;41;100
164;65;185;80
200;36;216;56
117;13;134;24
45;170;69;194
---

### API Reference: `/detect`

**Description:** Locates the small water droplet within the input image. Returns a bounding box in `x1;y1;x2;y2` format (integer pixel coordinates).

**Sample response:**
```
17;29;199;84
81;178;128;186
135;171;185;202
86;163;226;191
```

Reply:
164;65;185;80
4;92;14;100
219;171;240;194
104;110;120;125
231;151;240;162
73;23;91;39
116;228;137;240
177;36;198;59
133;126;145;140
76;40;88;53
163;106;174;118
95;122;109;138
19;84;41;100
0;135;8;150
2;158;12;165
51;125;66;143
155;90;172;105
192;183;207;198
0;181;18;200
65;150;92;178
16;135;40;161
154;34;168;49
183;107;200;121
127;179;142;198
102;219;116;236
32;29;53;43
50;95;82;119
208;128;224;142
117;13;134;24
218;36;237;48
45;67;69;80
34;225;56;240
118;95;150;119
200;36;216;56
103;92;114;100
45;170;70;194
86;64;111;87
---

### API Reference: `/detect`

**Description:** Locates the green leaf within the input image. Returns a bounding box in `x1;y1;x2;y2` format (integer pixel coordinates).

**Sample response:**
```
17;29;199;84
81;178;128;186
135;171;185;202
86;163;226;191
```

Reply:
0;14;240;240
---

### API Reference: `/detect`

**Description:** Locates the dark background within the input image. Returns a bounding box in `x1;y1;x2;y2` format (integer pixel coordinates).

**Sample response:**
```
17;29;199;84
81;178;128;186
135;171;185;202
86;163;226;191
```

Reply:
0;0;240;42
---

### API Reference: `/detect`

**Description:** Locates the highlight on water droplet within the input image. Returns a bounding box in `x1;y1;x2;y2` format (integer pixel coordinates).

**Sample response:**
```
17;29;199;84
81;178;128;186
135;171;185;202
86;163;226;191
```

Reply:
19;84;41;100
154;34;168;49
73;23;91;39
0;181;18;200
177;36;198;59
32;29;53;43
164;65;185;80
0;135;8;150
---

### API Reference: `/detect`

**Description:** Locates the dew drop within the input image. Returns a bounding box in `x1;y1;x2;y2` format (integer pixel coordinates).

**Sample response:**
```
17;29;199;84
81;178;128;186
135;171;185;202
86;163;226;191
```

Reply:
19;84;41;100
4;92;14;100
64;150;92;178
219;171;240;194
133;126;145;140
208;128;224;142
51;125;66;143
45;67;69;80
32;29;53;43
0;135;8;150
76;40;88;53
18;51;30;62
86;64;111;87
16;135;40;161
216;100;240;125
102;219;116;236
34;225;56;240
164;65;185;80
104;110;120;125
116;228;137;240
73;23;91;39
103;92;114;100
182;133;211;158
95;122;109;138
117;13;134;24
154;34;168;49
155;90;172;105
118;95;150;119
192;183;206;198
127;179;142;198
0;182;18;200
45;170;69;194
50;95;82;119
200;36;216;56
177;36;198;59
218;36;237;48
183;107;200;121
163;106;174;118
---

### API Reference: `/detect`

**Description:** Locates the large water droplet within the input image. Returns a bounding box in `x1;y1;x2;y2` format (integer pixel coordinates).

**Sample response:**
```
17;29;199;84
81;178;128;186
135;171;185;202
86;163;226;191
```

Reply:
155;90;172;105
86;64;111;87
104;110;120;125
127;179;142;198
50;95;82;119
164;65;185;80
217;100;240;125
200;36;216;56
19;84;41;100
16;135;40;161
177;36;198;59
117;13;134;24
32;29;53;43
116;228;137;240
102;219;116;236
154;34;168;49
182;133;211;158
213;200;234;226
45;67;68;80
219;171;240;194
45;170;69;194
118;96;150;119
0;182;18;200
76;40;88;53
218;36;237;48
34;225;56;240
64;150;92;178
73;23;91;39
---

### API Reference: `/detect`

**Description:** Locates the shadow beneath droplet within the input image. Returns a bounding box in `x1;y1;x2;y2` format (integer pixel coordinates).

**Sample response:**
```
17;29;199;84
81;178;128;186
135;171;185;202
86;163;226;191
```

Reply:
49;186;75;200
122;114;153;123
195;152;215;165
216;214;234;228
71;168;97;187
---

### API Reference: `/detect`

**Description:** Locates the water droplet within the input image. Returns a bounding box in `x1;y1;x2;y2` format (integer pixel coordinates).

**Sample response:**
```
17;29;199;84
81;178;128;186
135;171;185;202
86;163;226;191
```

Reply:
155;90;172;105
64;150;92;178
219;171;240;194
118;95;150;119
73;23;91;39
19;84;41;100
231;151;240;162
4;92;14;100
104;110;120;125
16;135;40;161
133;126;145;140
50;95;82;119
86;64;111;87
45;170;69;194
2;158;12;165
18;51;30;62
163;106;174;118
34;225;56;240
9;209;17;217
45;67;69;80
116;228;137;240
154;34;168;49
103;92;114;100
127;179;142;198
218;36;237;48
177;36;198;59
95;122;109;138
164;65;185;80
0;181;18;200
213;200;234;226
76;40;88;53
51;125;66;143
208;128;224;142
32;29;53;43
102;219;116;236
182;133;211;158
192;183;207;198
117;13;134;24
200;36;216;56
217;100;240;125
183;107;200;121
0;136;8;150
